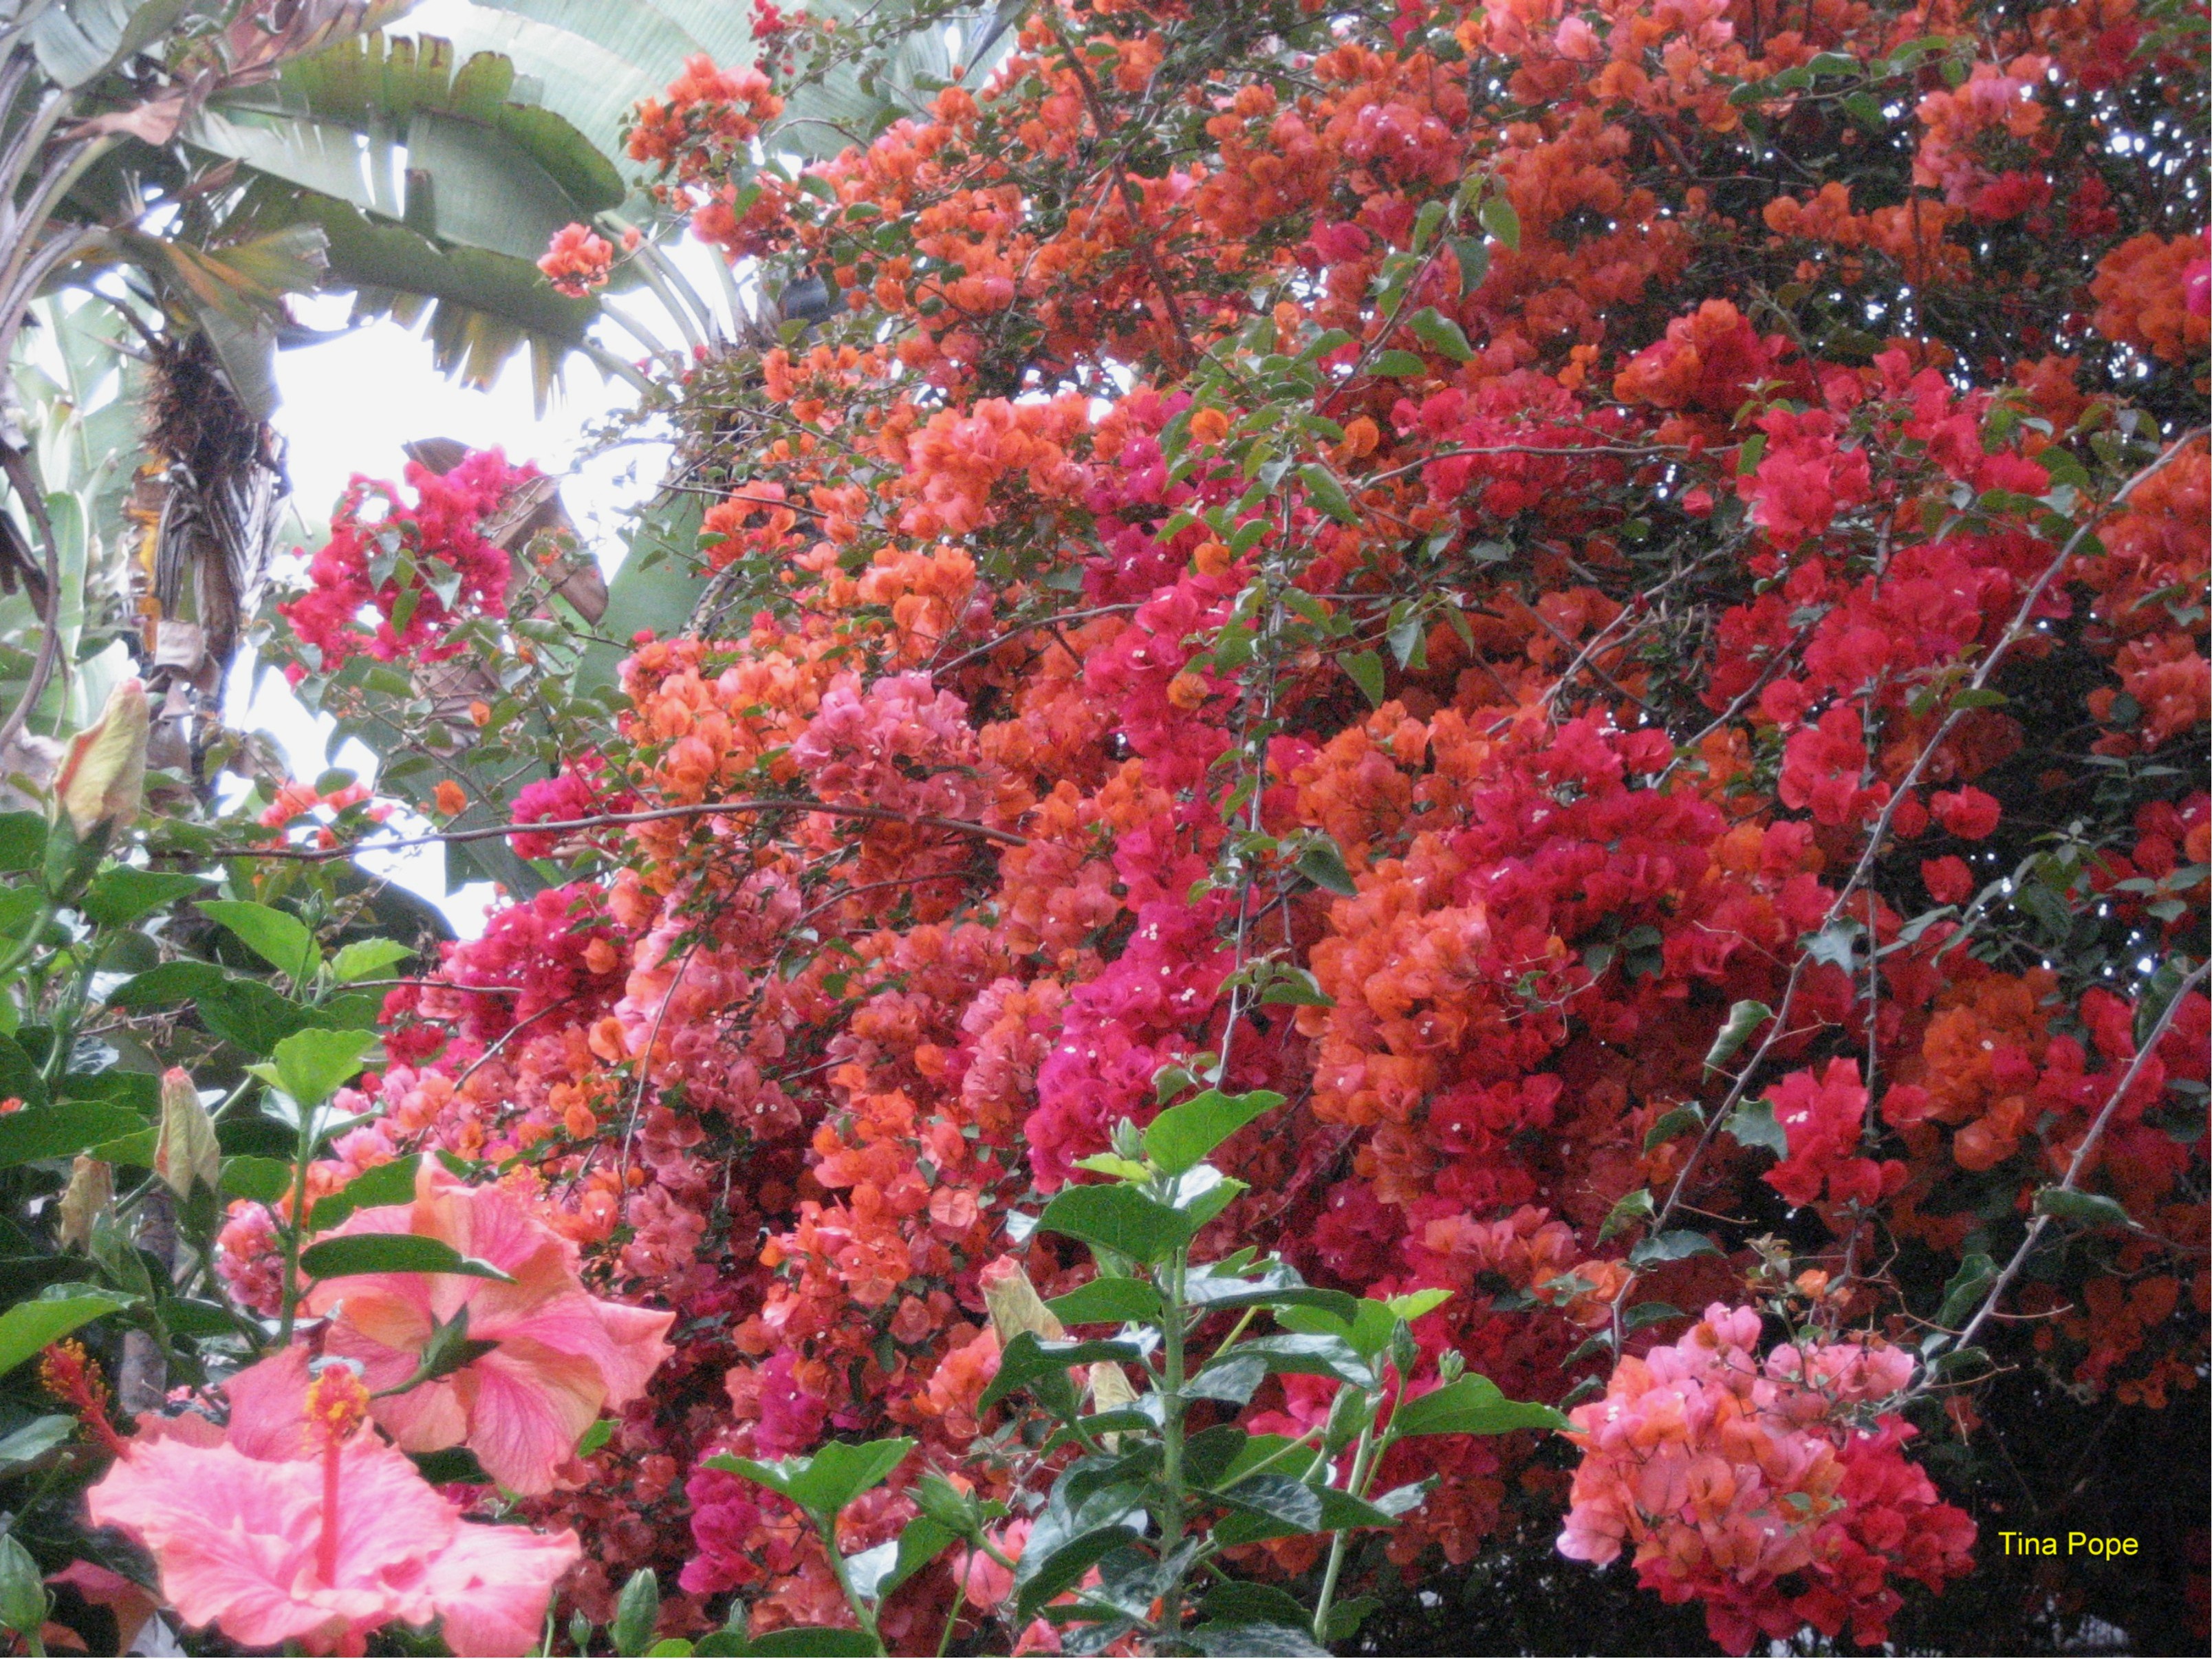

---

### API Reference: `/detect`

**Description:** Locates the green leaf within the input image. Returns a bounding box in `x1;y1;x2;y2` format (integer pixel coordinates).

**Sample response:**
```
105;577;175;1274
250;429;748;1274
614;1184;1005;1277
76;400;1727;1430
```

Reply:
613;1568;660;1657
1211;1484;1399;1547
1201;1583;1312;1629
107;960;230;1009
1478;194;1521;250
0;1104;142;1169
1299;464;1358;525
706;1438;915;1520
266;1026;378;1108
1702;999;1773;1075
2032;1188;2135;1230
980;1334;1147;1411
1294;836;1359;897
330;939;415;982
1015;1521;1143;1620
1145;1089;1283;1177
0;814;44;873
199;899;321;982
297;1233;515;1283
198;978;318;1055
1035;1184;1195;1265
77;869;209;929
1341;649;1387;708
1375;349;1429;376
1406;308;1474;362
32;0;193;87
1935;1251;1995;1330
1627;1230;1724;1268
1047;1277;1164;1326
1596;1186;1654;1244
0;1033;50;1114
1208;1473;1324;1534
847;1516;955;1603
1234;1333;1376;1389
733;1634;882;1658
1186;1623;1330;1657
308;1156;420;1228
0;1415;74;1470
1642;1105;1704;1153
1724;1098;1789;1158
0;1293;126;1378
1389;1374;1570;1438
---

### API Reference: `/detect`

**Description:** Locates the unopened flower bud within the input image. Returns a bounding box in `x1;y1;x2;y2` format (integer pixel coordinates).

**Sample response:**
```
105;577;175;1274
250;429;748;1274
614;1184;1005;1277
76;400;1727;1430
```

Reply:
152;1067;220;1199
56;1156;113;1250
979;1256;1065;1344
54;679;149;834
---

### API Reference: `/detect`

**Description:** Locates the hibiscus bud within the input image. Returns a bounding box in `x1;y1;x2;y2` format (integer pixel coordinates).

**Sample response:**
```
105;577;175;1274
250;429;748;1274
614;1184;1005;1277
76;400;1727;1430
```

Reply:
54;679;149;835
0;1533;47;1640
56;1156;113;1250
151;1068;220;1200
979;1256;1063;1343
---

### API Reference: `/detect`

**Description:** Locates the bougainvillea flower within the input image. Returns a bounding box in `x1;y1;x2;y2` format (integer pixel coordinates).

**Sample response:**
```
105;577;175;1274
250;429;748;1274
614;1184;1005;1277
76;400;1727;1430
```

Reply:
303;1164;674;1493
85;1367;577;1656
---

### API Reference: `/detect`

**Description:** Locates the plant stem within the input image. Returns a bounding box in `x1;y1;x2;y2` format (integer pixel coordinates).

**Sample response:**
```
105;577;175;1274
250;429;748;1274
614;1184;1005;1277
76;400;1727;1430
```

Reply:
1308;1416;1374;1645
274;1103;317;1346
1156;1245;1189;1649
816;1515;885;1657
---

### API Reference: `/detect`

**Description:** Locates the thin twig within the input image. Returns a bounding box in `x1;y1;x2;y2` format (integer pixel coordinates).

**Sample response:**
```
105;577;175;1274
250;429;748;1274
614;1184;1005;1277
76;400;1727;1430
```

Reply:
191;797;1029;861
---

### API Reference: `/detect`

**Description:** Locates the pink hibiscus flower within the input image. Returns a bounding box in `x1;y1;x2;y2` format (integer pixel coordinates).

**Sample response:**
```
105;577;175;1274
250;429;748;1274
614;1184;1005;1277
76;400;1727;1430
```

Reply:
86;1363;576;1656
302;1164;674;1493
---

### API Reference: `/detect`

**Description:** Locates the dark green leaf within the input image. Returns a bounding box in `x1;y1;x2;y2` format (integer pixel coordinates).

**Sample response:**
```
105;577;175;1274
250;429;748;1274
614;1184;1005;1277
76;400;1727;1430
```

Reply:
0;1034;49;1114
298;1233;514;1283
737;1631;882;1657
1047;1277;1163;1326
1702;999;1773;1075
1642;1105;1704;1153
0;1103;141;1169
1627;1230;1724;1268
107;960;230;1009
1202;1583;1312;1629
1341;649;1387;707
1294;837;1358;897
1724;1099;1789;1158
2032;1188;2134;1230
981;1334;1147;1411
1234;1333;1375;1389
0;813;43;873
1405;307;1474;362
78;869;209;929
198;979;318;1055
1389;1374;1570;1438
1935;1251;1995;1330
1374;349;1429;376
1036;1184;1194;1265
1015;1521;1143;1620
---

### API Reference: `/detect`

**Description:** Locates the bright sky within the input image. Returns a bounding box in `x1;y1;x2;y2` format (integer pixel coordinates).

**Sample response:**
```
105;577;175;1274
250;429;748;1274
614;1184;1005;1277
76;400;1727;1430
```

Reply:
231;0;695;935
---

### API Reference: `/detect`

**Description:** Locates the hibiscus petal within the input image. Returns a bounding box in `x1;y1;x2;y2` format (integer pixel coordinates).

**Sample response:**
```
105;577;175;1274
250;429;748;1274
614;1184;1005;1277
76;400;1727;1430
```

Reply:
461;1338;605;1493
424;1520;581;1656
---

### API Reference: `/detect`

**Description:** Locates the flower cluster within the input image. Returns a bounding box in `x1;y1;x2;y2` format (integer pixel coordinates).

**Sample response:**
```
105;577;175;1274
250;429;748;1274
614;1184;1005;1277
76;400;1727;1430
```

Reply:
223;0;2209;1648
279;449;537;677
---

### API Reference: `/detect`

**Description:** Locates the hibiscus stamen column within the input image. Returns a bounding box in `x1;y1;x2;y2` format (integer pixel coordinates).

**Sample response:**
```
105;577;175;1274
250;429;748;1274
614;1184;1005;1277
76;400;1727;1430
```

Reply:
303;1363;371;1586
